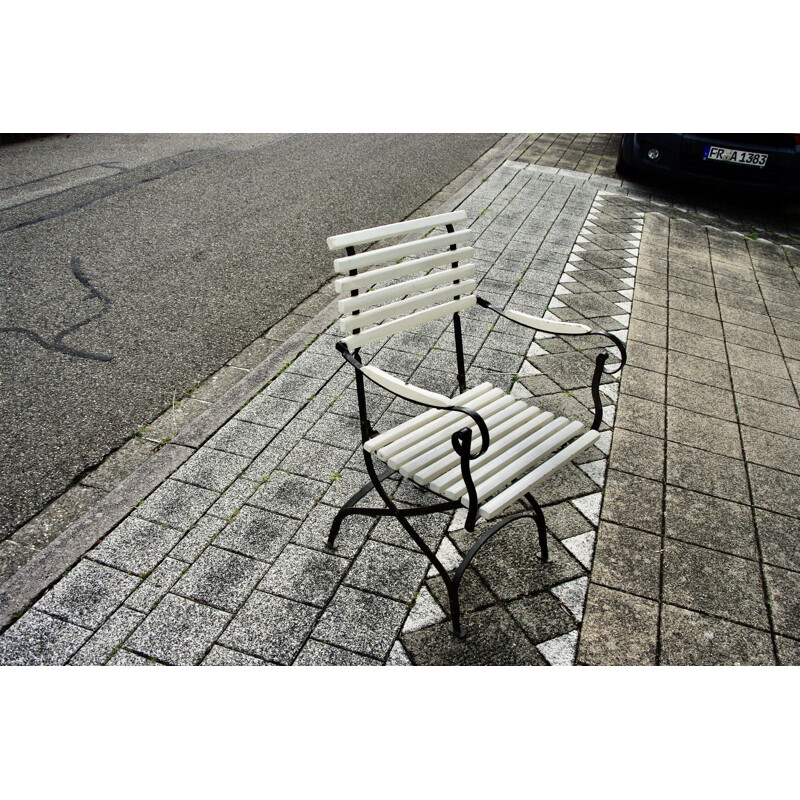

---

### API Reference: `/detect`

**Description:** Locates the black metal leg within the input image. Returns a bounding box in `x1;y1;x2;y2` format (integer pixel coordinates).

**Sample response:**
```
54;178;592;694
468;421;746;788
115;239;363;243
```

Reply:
525;492;549;562
326;466;395;551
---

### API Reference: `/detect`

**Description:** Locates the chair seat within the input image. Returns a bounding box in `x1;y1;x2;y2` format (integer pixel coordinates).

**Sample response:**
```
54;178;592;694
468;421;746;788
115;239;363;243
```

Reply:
365;382;600;520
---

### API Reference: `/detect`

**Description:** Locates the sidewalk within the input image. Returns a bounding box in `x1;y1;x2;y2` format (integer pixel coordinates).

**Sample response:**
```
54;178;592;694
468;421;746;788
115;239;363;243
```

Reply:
1;140;799;665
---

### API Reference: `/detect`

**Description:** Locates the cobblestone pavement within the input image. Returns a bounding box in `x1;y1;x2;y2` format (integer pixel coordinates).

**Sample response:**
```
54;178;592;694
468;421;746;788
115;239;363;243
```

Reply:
2;135;799;665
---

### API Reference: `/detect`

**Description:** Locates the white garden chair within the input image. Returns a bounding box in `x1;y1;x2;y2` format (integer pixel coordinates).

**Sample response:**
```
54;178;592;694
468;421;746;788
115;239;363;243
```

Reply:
325;210;625;637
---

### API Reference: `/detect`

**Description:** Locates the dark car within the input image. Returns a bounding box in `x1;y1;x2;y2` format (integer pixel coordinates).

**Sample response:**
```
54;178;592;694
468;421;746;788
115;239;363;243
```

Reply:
616;133;800;197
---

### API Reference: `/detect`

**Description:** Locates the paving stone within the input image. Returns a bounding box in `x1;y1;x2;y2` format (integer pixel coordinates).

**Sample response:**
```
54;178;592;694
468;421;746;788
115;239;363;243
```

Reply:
562;529;596;569
728;343;791;380
551;576;589;621
169;515;227;562
294;639;381;666
577;584;658;666
614;393;664;438
173;546;266;613
737;395;800;440
247;471;328;519
90;516;182;577
662;540;769;629
722;322;782;356
452;522;584;600
237;392;303;428
292;502;374;559
202;645;269;666
172;448;250;493
214;505;299;563
664;486;757;560
125;557;187;614
600;469;663;534
591;522;662;601
258;544;349;607
205;419;278;458
730;366;797;406
572;492;602;527
426;564;495;618
304;411;363;451
386;640;412;666
369;507;446;553
0;610;92;666
628;317;667;349
34;558;139;629
544;500;598;541
345;540;429;603
754;508;800;571
507;591;576;644
666;375;737;422
279;439;352;483
607;427;664;481
626;340;667;373
218;591;319;664
402;606;546;666
619;365;665;404
69;606;145;666
775;636;800;666
106;649;161;665
666;405;743;460
666;441;749;504
126;593;231;665
747;464;800;519
312;585;408;661
135;479;219;532
741;427;800;475
535;461;601;507
402;586;446;634
668;351;732;391
668;308;724;340
206;478;261;521
659;605;774;666
763;564;800;640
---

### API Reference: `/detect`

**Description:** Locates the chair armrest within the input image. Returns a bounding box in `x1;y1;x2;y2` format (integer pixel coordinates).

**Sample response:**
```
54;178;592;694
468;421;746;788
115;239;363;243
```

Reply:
336;342;491;457
360;364;452;408
477;296;626;373
476;296;590;335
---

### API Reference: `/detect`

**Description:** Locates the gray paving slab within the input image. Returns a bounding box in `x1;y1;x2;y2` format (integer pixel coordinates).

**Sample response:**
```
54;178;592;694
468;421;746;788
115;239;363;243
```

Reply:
125;593;231;665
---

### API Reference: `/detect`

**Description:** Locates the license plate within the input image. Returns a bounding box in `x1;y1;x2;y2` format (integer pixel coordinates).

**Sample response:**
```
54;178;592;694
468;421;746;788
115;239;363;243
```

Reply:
703;145;768;167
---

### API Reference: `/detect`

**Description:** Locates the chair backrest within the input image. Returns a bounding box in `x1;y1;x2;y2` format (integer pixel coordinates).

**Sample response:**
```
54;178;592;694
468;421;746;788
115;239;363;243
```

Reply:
327;211;477;351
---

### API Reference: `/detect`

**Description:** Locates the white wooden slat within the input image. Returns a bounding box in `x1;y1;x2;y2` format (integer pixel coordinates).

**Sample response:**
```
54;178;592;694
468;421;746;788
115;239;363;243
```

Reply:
386;395;518;472
339;280;477;334
477;430;600;519
426;409;558;492
343;296;476;350
502;308;591;336
463;420;585;503
326;211;468;251
335;248;474;293
436;417;574;500
364;383;492;453
396;400;542;479
360;365;451;408
337;264;476;315
375;388;505;462
333;230;472;274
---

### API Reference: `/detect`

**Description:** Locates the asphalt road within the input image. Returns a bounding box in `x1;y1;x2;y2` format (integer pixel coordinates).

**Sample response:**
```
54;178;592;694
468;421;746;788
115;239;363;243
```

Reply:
0;132;504;540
